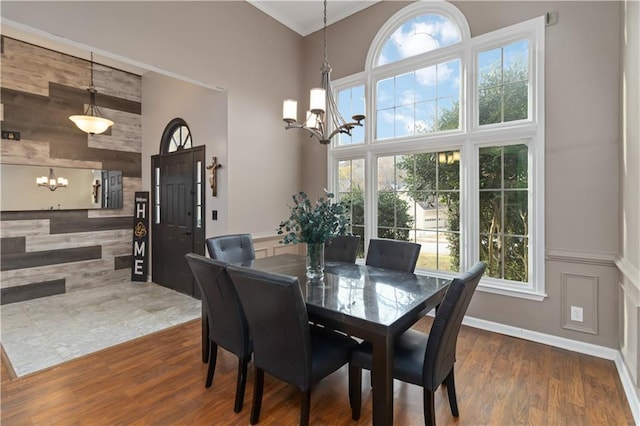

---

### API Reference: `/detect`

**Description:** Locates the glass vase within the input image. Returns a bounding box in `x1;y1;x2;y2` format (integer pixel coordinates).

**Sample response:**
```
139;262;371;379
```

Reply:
306;243;325;280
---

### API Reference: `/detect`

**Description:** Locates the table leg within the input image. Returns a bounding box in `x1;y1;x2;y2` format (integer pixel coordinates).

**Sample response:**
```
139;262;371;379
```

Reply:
371;334;394;426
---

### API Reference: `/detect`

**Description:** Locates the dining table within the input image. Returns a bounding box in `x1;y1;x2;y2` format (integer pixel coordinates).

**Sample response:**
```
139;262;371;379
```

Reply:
241;253;451;426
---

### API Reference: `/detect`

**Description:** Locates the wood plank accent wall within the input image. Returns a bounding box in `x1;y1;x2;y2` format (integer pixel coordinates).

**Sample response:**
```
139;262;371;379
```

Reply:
0;36;142;303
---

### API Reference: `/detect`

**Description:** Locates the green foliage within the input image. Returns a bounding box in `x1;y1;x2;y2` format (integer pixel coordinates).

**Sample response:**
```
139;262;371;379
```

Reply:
478;59;528;125
277;191;350;244
478;145;528;281
377;191;413;240
339;187;414;251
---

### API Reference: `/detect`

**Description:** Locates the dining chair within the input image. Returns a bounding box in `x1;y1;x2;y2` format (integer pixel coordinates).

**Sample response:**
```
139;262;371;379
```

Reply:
206;233;256;264
348;262;486;426
185;253;252;413
227;265;358;426
202;233;255;362
365;238;421;273
324;235;361;263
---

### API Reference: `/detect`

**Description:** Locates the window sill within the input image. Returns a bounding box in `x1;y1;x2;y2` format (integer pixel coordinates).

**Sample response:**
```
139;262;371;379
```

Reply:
476;282;547;301
412;268;547;301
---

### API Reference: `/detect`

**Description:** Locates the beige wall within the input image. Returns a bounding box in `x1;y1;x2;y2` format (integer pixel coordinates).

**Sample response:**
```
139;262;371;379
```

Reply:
620;0;640;397
301;1;624;348
1;1;305;237
141;72;228;240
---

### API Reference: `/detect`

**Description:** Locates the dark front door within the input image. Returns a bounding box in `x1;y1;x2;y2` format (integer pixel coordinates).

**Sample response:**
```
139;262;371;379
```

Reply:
102;170;123;208
151;146;205;297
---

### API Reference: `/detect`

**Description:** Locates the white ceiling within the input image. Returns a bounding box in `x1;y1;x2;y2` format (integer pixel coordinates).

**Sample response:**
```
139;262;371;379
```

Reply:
248;0;379;36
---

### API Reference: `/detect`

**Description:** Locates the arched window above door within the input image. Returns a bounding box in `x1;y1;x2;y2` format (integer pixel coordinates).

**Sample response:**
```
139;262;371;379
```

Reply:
160;118;192;154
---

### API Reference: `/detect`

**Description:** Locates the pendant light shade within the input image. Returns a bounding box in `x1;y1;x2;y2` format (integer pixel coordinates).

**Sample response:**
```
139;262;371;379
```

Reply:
69;52;114;135
70;109;114;135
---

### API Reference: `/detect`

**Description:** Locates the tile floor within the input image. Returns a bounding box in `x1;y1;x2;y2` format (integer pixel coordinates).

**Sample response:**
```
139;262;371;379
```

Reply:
0;281;201;377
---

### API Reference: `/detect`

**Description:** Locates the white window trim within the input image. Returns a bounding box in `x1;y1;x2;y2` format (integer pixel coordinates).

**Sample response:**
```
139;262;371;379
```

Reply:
329;4;546;300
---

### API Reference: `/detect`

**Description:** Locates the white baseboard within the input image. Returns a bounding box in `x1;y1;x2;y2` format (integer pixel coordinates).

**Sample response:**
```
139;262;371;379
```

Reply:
456;315;639;425
614;352;640;426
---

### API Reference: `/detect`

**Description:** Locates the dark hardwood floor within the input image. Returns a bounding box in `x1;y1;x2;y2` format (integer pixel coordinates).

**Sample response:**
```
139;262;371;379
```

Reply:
1;317;634;425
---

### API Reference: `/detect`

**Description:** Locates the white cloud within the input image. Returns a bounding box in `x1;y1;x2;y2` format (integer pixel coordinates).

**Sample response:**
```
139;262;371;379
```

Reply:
399;90;417;106
378;52;389;66
416;66;437;87
415;62;456;88
389;18;461;61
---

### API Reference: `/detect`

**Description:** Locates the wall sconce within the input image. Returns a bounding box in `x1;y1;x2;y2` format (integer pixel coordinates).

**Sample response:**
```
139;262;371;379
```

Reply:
37;168;68;191
438;151;460;165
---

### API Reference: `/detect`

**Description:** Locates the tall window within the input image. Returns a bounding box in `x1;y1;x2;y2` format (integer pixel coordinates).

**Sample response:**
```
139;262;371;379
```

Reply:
330;3;545;299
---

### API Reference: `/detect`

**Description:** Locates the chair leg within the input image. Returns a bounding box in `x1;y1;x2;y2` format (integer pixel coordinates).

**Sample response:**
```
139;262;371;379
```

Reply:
234;355;249;413
205;341;217;388
202;310;209;363
250;368;264;425
444;367;459;417
300;390;311;426
348;364;362;420
423;389;436;426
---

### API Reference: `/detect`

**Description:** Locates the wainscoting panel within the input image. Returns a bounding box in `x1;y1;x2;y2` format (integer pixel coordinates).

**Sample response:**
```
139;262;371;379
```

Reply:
252;235;302;258
561;272;599;334
0;36;142;303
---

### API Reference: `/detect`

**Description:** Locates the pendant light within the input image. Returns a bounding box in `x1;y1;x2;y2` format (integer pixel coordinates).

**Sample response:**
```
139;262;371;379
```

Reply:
69;52;114;135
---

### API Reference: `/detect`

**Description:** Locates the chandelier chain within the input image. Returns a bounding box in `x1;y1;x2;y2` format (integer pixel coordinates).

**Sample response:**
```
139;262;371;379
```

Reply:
323;0;328;65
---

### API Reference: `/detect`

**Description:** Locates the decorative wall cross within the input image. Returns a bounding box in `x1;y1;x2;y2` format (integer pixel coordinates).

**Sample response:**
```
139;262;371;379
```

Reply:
206;156;222;196
92;179;101;203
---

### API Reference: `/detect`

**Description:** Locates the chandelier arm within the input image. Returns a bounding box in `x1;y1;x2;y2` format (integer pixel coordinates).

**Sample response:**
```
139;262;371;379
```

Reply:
285;123;324;141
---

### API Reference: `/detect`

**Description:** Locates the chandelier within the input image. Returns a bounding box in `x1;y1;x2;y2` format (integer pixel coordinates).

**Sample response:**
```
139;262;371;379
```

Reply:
282;0;365;145
69;52;114;135
36;168;68;191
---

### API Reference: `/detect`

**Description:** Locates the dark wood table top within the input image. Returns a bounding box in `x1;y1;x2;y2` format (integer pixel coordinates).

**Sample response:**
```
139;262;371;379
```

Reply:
249;253;450;334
